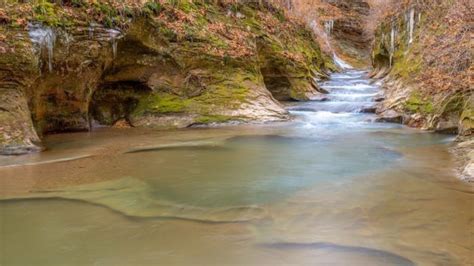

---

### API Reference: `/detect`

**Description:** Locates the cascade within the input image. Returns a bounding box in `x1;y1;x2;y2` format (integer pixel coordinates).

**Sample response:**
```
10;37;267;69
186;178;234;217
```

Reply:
333;53;353;69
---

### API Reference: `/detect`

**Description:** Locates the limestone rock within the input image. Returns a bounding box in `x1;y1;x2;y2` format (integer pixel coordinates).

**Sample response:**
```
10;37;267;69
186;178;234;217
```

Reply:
435;118;459;134
375;110;403;123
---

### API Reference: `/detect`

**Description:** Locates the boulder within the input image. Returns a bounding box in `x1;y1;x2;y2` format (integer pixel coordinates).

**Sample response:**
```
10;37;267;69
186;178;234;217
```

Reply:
435;119;459;134
360;106;377;113
375;110;403;123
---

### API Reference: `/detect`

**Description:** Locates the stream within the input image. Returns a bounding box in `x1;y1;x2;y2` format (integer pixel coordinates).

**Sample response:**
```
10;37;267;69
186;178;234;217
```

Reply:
0;67;473;266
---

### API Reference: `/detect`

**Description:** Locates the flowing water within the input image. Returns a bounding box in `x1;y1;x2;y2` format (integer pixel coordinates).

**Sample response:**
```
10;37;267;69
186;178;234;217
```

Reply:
1;69;473;266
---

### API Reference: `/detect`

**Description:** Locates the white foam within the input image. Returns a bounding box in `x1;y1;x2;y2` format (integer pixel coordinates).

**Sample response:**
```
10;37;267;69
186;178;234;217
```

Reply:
329;93;377;101
292;111;353;121
333;54;353;69
322;84;376;91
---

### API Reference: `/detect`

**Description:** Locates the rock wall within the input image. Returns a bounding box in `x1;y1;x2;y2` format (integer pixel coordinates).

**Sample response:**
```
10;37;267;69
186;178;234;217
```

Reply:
324;0;371;65
370;0;473;180
0;28;42;154
0;1;334;155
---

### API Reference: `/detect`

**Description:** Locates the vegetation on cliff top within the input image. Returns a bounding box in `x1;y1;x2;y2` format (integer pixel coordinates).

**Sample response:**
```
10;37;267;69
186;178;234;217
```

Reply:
1;1;330;62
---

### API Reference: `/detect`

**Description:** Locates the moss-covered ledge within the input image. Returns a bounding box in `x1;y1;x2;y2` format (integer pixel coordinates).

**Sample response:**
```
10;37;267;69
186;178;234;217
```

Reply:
0;1;334;155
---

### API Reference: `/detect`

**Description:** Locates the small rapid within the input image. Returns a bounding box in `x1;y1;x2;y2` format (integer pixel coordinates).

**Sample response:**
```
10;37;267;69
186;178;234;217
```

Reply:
288;67;384;130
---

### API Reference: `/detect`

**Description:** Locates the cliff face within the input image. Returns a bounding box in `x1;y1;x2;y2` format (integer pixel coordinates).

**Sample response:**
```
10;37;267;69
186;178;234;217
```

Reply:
269;0;372;66
371;0;472;135
0;1;334;154
324;0;371;65
370;0;473;180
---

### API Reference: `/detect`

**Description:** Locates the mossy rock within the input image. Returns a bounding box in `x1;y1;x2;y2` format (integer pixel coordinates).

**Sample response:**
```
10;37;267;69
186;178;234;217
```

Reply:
195;115;235;124
404;91;434;114
459;95;474;136
133;93;191;115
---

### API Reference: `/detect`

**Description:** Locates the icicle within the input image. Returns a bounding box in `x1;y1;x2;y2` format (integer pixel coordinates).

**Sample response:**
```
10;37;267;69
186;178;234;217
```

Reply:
408;8;415;44
405;12;410;33
45;31;56;72
324;20;334;35
88;26;94;39
389;24;396;67
111;38;117;58
107;29;121;59
28;24;56;73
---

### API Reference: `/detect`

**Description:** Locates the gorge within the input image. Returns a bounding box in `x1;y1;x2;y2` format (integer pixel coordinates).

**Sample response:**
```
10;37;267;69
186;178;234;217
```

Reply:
0;1;472;265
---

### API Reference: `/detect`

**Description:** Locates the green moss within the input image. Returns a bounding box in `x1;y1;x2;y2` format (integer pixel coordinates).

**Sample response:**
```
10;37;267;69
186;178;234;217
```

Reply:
195;83;248;107
178;1;196;13
142;2;163;16
392;49;422;79
134;94;190;115
195;115;234;124
33;1;70;27
289;90;306;101
460;107;474;130
207;34;229;49
441;94;465;115
404;92;434;114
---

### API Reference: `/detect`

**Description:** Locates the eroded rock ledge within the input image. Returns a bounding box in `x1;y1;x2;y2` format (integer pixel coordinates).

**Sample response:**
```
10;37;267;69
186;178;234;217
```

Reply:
0;2;334;155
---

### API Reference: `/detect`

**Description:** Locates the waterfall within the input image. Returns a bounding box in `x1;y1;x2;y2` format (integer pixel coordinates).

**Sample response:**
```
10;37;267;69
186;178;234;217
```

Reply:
308;19;349;70
28;24;56;72
333;53;353;69
309;19;331;49
389;24;396;67
107;29;121;58
324;20;334;35
45;32;55;72
408;8;415;44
